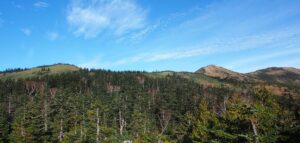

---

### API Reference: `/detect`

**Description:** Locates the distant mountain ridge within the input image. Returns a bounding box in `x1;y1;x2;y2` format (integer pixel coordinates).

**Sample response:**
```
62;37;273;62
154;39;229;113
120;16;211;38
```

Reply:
195;65;248;81
1;63;299;90
247;67;300;87
1;64;300;142
0;64;79;79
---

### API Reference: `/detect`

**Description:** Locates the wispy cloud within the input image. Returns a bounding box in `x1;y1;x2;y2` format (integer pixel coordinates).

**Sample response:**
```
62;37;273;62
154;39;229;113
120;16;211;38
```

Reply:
239;57;300;73
12;1;23;9
225;48;300;70
46;32;59;41
77;0;300;71
145;48;214;62
0;18;3;27
21;28;31;36
78;57;101;68
33;1;48;8
67;0;147;38
79;25;300;69
117;22;160;43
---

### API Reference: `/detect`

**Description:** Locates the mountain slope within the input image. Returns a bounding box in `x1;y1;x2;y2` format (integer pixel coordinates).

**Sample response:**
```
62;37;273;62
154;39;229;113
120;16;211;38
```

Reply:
0;64;79;79
248;67;300;88
196;65;248;81
1;64;299;142
147;71;224;87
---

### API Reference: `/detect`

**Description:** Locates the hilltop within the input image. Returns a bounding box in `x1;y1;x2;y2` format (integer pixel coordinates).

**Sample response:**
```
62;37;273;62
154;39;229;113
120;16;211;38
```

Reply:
1;63;299;95
248;67;300;88
0;64;80;80
196;65;248;81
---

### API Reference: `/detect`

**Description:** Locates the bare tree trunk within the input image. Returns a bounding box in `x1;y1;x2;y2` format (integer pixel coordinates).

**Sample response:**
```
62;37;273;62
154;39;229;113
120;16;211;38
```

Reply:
158;110;171;141
21;108;25;137
74;110;78;135
8;94;11;116
21;120;25;137
80;122;83;139
75;121;77;135
96;108;100;143
81;113;85;140
44;98;48;132
148;100;151;110
223;95;228;113
59;119;63;142
251;120;259;143
119;110;125;136
143;119;147;134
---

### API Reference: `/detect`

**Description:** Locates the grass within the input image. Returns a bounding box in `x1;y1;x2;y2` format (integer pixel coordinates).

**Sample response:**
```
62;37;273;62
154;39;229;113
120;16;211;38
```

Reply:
0;64;79;80
145;71;224;87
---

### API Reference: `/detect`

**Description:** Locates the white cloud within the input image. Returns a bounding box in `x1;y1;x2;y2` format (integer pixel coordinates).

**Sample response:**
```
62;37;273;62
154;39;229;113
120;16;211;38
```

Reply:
21;28;31;36
78;58;101;68
33;1;48;8
145;48;214;62
78;46;215;69
225;48;300;70
0;18;3;27
67;0;147;38
79;25;300;69
238;58;300;73
12;1;23;9
46;32;59;41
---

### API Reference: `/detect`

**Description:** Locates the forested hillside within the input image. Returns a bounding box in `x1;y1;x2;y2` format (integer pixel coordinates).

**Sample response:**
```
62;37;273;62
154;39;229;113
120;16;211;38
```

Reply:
0;64;299;143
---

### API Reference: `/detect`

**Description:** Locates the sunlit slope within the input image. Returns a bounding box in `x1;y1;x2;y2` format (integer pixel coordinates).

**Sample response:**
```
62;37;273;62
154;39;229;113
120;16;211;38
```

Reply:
146;71;224;87
0;64;80;79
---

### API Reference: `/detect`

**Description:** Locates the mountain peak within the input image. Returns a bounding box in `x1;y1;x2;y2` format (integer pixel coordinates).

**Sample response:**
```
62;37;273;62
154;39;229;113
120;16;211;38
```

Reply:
249;67;300;75
196;65;247;80
248;67;300;86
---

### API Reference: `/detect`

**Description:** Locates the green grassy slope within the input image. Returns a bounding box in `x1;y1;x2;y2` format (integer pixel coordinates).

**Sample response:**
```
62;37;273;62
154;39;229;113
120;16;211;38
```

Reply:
145;71;224;87
0;64;80;80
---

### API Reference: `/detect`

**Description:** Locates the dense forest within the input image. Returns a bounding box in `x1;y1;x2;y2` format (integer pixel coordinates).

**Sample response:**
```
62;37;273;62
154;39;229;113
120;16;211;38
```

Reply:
0;65;300;143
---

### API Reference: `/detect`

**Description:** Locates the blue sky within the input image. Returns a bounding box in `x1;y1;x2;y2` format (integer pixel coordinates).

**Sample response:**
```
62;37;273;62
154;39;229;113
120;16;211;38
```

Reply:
0;0;300;73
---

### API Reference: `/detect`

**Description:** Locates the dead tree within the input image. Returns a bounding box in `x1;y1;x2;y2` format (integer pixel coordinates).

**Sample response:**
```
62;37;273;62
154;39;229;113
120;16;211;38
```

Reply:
81;113;85;140
148;87;160;105
21;108;26;138
96;108;100;143
25;81;37;100
251;119;259;143
119;109;125;136
8;91;12;116
59;119;64;142
44;98;48;132
137;76;145;88
49;88;58;99
37;83;49;132
158;110;171;138
74;110;78;135
106;83;121;95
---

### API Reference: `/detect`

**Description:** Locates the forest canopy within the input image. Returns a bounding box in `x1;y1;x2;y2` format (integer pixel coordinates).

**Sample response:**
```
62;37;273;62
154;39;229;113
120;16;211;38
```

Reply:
0;66;299;143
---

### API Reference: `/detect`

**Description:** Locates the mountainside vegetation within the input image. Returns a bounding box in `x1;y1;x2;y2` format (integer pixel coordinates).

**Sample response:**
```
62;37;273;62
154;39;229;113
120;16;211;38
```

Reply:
0;64;299;143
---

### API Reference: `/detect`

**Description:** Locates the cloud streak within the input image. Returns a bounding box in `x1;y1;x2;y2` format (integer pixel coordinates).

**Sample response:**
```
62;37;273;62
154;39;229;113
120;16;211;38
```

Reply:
0;18;3;27
67;0;147;38
21;28;31;36
33;1;48;8
79;25;300;69
46;32;59;41
77;0;300;71
225;48;300;69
